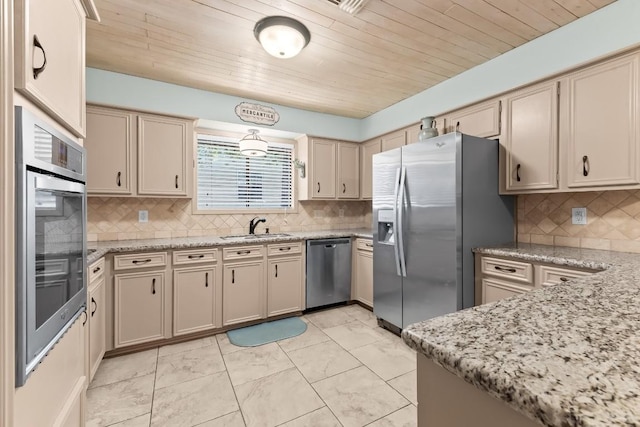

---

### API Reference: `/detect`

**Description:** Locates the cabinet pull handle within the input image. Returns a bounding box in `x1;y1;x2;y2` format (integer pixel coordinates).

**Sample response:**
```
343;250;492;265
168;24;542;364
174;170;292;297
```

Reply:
317;182;320;193
236;250;251;255
516;164;521;182
175;175;179;189
582;155;589;176
205;272;209;287
278;247;291;251
152;278;156;294
117;171;122;187
559;277;569;282
494;265;516;273
81;310;88;326
92;266;101;274
188;254;205;259
343;183;346;193
365;243;373;248
91;297;97;317
275;264;278;278
455;121;460;132
232;269;235;284
132;259;152;265
32;35;47;79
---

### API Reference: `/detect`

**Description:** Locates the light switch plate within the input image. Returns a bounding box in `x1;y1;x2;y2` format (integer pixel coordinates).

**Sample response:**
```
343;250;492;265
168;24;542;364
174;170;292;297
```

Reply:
138;210;149;223
571;207;587;225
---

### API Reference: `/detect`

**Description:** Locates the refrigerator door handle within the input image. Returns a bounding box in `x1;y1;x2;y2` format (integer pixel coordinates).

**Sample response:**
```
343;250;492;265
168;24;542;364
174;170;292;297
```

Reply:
397;167;407;277
392;168;402;276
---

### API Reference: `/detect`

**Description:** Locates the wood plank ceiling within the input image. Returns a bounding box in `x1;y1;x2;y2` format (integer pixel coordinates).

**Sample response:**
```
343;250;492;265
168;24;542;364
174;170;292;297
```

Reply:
86;0;616;119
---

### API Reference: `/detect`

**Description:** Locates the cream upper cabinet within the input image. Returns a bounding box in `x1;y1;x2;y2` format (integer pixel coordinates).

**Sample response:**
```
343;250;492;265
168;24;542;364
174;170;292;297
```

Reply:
360;138;381;200
310;138;336;199
353;239;374;308
267;257;303;317
173;265;217;335
564;53;640;188
381;129;405;152
14;0;88;137
447;99;501;138
87;260;106;383
337;142;359;199
405;122;422;144
504;81;559;192
85;106;135;195
138;114;192;197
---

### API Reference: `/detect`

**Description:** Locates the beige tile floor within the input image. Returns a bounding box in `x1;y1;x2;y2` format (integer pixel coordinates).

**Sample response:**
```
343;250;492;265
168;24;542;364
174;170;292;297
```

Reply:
86;305;417;427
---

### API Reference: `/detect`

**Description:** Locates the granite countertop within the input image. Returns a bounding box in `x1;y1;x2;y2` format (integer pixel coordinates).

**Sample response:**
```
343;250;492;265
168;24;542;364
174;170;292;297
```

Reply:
402;243;640;427
87;228;373;265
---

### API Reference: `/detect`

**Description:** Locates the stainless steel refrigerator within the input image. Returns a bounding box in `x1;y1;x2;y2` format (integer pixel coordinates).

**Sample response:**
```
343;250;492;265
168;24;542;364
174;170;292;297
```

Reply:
372;132;514;331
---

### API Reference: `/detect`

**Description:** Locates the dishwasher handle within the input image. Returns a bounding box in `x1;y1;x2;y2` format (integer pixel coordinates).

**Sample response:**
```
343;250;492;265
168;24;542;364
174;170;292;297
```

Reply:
307;238;351;247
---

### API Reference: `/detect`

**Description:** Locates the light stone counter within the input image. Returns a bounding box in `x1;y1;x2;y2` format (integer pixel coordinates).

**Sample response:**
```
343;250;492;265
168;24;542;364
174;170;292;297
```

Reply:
402;243;640;427
87;229;373;265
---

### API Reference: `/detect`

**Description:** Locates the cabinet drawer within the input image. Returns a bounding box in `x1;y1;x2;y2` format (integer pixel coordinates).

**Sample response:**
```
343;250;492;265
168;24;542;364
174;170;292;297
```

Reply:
113;252;167;271
481;257;533;284
267;242;302;256
356;238;373;252
88;258;105;283
35;258;69;276
482;278;529;304
172;248;217;265
536;265;594;287
223;245;264;261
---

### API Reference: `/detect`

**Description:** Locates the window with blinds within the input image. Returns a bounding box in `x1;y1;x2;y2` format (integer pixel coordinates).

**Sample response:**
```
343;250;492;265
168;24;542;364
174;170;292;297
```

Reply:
197;134;293;210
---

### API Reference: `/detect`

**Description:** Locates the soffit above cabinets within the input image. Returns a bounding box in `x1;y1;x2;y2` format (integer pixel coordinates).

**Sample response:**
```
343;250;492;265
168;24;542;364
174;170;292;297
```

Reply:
86;0;615;119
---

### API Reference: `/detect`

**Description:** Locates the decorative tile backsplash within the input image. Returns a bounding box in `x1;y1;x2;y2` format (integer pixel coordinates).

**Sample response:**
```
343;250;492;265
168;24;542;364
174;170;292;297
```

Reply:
87;198;372;241
517;190;640;253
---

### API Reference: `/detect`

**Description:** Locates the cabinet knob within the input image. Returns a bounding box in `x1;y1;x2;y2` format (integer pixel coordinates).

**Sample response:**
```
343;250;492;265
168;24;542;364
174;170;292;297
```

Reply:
32;35;47;79
516;164;521;182
582;155;590;177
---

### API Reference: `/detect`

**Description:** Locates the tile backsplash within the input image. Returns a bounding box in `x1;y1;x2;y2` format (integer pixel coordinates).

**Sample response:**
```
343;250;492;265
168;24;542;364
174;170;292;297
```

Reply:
87;198;371;241
517;190;640;253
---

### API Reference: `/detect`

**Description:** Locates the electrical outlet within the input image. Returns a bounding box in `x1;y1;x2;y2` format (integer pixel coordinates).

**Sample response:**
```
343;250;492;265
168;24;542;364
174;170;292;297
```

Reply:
339;209;345;217
138;210;149;223
571;207;587;225
313;210;323;218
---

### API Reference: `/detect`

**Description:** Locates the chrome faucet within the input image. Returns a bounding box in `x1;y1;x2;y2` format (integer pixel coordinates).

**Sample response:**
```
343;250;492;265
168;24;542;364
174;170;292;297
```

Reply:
249;217;266;234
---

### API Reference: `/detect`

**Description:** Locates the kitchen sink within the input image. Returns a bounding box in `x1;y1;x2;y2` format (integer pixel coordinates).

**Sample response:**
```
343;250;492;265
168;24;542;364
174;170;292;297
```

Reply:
220;233;291;240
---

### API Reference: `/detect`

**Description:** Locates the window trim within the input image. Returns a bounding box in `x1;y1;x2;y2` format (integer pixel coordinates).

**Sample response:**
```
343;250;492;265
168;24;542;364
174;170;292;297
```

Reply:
192;129;299;215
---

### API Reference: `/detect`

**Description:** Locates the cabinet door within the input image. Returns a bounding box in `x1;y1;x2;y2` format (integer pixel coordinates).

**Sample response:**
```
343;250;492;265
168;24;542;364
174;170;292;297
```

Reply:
223;261;264;326
88;275;106;383
173;266;216;335
267;257;303;317
482;278;527;304
311;139;336;198
405;123;422;145
114;271;165;348
337;142;359;199
355;250;373;307
360;139;381;199
381;130;405;152
449;100;501;138
85;107;135;195
566;53;640;188
138;114;191;196
505;81;559;191
14;0;86;136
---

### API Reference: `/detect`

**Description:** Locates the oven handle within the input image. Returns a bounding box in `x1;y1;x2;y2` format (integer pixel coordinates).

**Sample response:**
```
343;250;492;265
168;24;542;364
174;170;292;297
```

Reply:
34;174;85;194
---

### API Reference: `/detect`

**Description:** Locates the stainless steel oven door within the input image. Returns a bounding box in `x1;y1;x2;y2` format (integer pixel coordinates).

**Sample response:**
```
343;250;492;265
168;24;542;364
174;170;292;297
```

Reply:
16;171;86;386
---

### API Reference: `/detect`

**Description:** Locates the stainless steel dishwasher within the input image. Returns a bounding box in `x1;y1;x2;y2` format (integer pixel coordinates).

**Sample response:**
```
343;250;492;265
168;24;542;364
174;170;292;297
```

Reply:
306;238;352;309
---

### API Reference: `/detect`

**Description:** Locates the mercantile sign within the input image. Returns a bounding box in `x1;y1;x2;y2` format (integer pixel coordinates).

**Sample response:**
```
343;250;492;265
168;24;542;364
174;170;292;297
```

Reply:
235;102;280;126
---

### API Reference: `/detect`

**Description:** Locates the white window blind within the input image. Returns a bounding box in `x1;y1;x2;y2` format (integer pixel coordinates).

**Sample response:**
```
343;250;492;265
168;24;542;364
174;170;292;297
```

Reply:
197;135;293;210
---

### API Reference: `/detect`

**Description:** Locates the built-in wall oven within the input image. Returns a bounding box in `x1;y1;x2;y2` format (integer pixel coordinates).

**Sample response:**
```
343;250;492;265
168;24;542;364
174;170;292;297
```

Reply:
15;107;87;386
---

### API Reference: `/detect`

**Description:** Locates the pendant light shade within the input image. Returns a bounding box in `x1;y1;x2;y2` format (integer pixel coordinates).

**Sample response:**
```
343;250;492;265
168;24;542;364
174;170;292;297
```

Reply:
239;129;268;157
254;16;311;59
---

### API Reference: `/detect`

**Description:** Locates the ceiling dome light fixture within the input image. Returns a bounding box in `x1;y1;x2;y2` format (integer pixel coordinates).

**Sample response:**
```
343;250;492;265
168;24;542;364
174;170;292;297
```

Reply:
239;129;268;157
254;16;311;59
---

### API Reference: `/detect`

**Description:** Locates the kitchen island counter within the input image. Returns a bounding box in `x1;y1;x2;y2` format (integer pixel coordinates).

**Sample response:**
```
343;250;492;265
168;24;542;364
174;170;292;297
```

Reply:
402;243;640;426
87;228;372;265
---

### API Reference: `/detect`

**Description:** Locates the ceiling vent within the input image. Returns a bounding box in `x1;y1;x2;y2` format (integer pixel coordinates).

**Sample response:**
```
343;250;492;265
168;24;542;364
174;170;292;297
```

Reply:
327;0;369;15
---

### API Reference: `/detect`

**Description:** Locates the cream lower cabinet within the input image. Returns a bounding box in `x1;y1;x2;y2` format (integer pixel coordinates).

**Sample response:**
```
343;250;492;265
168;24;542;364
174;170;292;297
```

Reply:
222;246;265;326
113;252;169;348
87;259;106;383
267;242;304;317
504;80;559;192
173;248;221;335
353;238;373;307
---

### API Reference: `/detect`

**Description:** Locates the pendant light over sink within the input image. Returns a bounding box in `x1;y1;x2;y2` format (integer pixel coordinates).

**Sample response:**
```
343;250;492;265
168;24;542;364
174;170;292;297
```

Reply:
254;16;311;59
239;129;268;157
